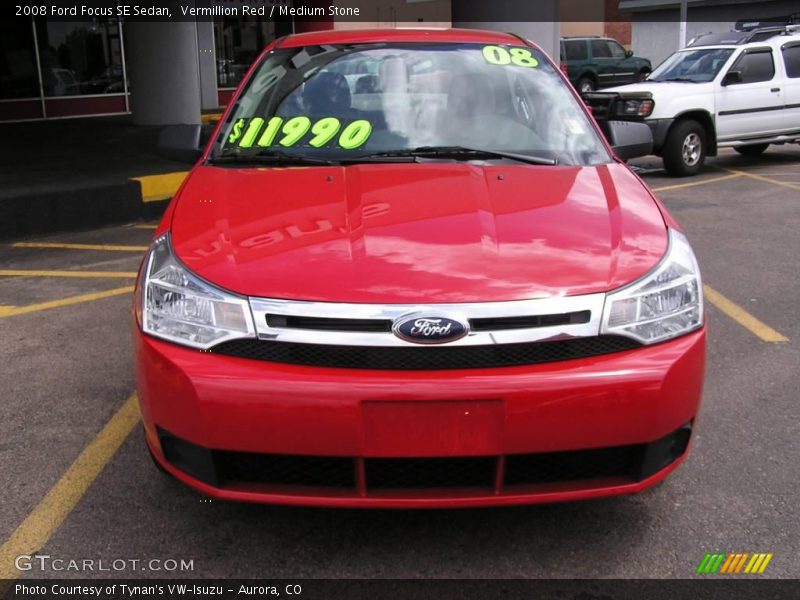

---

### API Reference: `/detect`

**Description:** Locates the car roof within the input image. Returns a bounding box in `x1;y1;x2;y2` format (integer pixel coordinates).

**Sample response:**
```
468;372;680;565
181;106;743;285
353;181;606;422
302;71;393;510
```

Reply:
686;35;800;51
279;28;527;48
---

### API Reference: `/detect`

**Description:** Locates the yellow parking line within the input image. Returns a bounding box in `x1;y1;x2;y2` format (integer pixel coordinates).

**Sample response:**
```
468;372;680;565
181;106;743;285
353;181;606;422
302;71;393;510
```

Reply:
201;112;223;123
719;168;800;192
0;286;133;319
132;224;158;229
704;285;789;343
0;393;140;581
0;270;137;279
12;242;148;252
650;174;742;193
130;171;189;203
747;172;800;176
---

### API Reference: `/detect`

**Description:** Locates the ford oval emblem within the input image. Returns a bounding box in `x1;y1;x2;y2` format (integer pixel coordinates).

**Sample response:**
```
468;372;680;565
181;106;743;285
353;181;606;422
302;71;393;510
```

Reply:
392;314;469;345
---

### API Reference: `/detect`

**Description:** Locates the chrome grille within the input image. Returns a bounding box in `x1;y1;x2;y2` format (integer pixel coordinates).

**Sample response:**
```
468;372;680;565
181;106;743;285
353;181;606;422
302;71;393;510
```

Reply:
248;293;607;347
208;293;634;369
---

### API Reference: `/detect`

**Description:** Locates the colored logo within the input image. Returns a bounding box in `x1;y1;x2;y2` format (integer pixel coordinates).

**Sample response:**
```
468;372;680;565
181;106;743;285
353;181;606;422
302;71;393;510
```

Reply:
393;314;469;345
697;552;773;575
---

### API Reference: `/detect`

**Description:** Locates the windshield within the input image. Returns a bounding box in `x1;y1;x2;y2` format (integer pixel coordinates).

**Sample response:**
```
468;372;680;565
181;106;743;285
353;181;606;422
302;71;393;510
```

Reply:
213;42;610;166
649;48;735;83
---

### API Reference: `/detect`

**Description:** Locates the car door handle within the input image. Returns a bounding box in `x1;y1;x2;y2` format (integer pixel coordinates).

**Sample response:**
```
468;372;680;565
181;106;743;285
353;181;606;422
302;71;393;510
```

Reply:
771;87;781;92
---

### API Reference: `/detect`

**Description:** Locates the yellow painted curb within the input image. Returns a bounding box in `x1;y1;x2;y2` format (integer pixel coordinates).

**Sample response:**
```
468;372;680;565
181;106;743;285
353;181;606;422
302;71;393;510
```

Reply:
130;171;189;203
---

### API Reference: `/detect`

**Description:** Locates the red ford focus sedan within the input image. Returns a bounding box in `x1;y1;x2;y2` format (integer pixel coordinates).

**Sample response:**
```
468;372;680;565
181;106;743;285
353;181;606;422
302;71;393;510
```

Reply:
134;28;705;508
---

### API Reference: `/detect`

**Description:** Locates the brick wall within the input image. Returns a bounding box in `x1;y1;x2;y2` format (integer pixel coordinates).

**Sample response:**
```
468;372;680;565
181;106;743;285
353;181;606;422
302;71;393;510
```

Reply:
603;0;632;46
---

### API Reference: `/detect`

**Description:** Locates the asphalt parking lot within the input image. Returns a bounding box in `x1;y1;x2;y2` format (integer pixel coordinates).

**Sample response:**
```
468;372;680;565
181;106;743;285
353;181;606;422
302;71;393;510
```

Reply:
1;146;798;581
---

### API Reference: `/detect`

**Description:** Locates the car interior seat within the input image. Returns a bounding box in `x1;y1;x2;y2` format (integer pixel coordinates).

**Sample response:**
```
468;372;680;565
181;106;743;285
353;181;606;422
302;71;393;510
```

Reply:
302;71;354;117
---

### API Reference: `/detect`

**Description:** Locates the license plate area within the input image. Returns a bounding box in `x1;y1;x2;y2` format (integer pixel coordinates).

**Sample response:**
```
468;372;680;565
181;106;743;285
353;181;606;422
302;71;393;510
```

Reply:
361;400;504;457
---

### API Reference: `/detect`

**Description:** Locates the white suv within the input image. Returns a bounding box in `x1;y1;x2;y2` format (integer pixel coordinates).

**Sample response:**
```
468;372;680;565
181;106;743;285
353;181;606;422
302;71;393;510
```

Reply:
607;26;800;176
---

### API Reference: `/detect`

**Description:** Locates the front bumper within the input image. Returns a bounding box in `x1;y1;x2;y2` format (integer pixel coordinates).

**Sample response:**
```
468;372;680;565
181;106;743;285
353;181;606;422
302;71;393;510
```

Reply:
135;328;705;508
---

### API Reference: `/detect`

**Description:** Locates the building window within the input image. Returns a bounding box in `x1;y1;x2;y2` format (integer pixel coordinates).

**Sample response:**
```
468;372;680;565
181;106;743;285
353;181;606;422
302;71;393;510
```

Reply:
213;16;291;89
34;18;124;97
0;20;38;99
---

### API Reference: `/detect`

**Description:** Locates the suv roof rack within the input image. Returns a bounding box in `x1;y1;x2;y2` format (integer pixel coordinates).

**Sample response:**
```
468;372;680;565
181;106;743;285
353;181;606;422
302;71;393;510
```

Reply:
735;14;799;32
688;18;800;47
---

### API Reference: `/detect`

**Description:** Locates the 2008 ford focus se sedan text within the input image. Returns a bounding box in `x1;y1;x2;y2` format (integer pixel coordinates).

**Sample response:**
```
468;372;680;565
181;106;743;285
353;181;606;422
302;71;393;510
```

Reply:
133;28;706;508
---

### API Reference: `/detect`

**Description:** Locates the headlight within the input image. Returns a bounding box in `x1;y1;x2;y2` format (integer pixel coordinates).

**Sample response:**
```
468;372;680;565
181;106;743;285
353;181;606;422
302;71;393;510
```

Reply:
601;229;703;344
138;234;255;349
617;98;654;118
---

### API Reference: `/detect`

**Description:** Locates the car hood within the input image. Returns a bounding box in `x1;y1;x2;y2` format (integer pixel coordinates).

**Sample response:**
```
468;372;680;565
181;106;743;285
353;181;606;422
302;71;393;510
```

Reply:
170;162;667;303
606;81;715;94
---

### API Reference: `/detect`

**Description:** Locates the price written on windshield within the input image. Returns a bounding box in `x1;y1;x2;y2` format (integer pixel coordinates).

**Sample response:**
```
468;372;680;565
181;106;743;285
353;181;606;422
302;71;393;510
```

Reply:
228;116;373;150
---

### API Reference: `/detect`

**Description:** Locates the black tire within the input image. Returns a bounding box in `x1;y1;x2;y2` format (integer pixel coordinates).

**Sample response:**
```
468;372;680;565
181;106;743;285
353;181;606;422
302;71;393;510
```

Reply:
638;69;651;82
662;119;707;177
577;76;596;93
734;143;769;156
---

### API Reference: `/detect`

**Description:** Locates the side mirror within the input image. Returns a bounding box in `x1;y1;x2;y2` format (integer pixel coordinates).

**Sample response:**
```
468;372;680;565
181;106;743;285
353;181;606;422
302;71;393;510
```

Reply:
605;120;653;161
156;124;203;163
721;70;743;86
625;50;634;58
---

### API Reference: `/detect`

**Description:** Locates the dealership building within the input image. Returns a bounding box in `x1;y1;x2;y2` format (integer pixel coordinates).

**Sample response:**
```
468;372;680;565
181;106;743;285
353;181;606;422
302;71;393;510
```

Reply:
2;0;796;125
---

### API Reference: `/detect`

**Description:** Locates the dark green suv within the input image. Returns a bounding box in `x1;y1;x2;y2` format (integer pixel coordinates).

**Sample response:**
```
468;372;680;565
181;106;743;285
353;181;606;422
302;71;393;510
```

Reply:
560;37;651;93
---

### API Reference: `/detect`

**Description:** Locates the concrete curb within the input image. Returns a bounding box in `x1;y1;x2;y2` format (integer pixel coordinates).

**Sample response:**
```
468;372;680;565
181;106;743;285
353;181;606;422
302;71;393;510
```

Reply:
0;181;171;241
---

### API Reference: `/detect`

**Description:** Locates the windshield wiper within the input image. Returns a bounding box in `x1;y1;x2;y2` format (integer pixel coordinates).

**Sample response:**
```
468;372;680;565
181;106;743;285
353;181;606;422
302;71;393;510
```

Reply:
354;146;557;166
209;146;557;168
208;150;338;166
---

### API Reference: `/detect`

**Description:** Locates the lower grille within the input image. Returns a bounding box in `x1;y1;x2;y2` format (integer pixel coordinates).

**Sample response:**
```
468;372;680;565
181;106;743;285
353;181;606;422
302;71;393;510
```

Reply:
211;335;641;370
366;457;497;490
216;452;355;488
504;445;638;486
156;424;691;494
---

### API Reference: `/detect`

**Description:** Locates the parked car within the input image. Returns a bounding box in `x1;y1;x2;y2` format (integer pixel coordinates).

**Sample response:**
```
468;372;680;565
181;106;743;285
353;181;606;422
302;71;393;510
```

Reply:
606;24;800;176
138;28;705;508
561;36;652;92
83;64;125;94
42;67;81;96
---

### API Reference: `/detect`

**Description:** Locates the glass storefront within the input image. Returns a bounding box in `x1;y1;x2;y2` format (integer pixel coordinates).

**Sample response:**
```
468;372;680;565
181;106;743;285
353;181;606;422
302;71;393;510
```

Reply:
0;15;290;121
0;20;43;120
0;21;39;99
0;17;128;120
35;18;125;97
